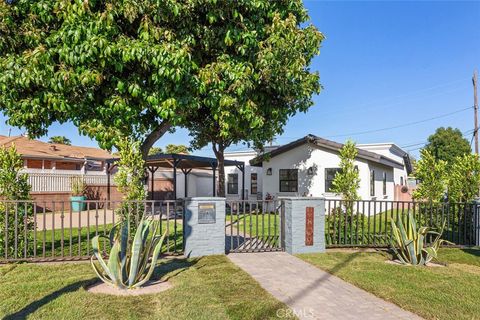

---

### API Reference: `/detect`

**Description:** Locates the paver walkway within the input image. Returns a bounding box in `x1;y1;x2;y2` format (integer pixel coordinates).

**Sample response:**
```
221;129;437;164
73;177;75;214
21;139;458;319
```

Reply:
228;252;422;320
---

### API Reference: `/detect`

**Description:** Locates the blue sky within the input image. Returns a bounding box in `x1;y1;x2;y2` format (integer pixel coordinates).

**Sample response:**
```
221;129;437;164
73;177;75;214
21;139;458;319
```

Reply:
1;0;479;158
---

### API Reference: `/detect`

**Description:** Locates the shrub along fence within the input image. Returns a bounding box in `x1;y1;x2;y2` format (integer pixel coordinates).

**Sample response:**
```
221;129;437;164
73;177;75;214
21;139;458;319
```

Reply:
325;199;479;247
0;200;183;263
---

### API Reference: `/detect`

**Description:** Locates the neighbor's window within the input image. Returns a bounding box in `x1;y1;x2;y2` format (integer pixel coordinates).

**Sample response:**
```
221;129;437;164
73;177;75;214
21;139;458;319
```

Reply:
325;168;341;192
383;172;387;195
370;170;375;196
26;159;43;169
43;160;52;169
227;173;238;194
251;173;258;194
279;169;298;192
55;161;81;170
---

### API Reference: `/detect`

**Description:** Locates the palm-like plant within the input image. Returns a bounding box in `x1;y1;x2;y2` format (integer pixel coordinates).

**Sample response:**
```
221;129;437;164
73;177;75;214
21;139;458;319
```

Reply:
91;218;166;289
390;212;452;266
48;136;72;145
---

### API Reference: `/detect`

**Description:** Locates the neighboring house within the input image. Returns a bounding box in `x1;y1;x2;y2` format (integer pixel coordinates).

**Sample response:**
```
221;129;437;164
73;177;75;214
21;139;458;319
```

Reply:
224;150;263;201
0;135;111;175
357;142;414;201
357;142;412;187
248;135;412;201
0;135;118;202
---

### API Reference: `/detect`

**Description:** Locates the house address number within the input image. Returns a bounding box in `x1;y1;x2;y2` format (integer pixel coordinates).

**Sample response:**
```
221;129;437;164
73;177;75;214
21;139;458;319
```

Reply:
305;207;314;246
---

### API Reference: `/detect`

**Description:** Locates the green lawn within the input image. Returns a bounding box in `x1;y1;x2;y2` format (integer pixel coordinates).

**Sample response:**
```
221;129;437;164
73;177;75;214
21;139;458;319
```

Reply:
0;255;294;320
298;248;480;320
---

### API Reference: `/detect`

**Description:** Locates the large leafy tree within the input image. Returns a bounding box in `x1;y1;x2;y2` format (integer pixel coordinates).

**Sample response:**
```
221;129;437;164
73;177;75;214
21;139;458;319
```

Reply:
424;127;471;165
186;2;323;196
0;0;197;157
0;1;322;191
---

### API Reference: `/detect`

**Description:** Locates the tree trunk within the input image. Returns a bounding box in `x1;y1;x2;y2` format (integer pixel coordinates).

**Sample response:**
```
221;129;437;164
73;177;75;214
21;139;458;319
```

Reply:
140;120;171;159
212;143;226;197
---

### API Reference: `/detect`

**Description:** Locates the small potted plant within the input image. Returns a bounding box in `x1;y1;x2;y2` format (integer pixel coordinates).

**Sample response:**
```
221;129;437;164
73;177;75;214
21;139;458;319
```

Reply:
70;177;87;211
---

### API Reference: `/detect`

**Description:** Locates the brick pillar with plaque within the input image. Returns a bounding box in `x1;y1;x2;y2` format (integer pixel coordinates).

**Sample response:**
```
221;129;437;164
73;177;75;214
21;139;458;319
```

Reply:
281;197;325;254
183;197;226;258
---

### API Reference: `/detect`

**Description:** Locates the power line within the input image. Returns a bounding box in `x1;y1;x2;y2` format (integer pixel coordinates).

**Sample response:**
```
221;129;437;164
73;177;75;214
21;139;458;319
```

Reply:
317;78;469;117
325;106;472;139
401;129;474;149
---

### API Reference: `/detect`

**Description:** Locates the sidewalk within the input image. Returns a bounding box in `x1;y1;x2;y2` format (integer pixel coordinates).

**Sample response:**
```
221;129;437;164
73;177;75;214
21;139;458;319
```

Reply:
228;252;422;320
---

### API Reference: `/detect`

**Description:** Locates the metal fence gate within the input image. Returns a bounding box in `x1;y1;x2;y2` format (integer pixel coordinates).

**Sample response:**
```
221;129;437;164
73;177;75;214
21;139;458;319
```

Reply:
225;200;284;253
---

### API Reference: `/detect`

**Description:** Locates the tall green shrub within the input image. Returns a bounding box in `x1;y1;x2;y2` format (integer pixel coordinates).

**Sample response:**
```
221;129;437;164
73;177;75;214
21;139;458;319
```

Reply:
0;145;33;258
329;140;362;244
412;149;447;203
331;140;361;201
114;138;147;222
446;154;480;203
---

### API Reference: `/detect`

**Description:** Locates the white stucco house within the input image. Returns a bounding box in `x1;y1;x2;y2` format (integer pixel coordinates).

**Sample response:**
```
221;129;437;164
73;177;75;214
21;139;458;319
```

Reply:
223;135;412;201
223;149;263;201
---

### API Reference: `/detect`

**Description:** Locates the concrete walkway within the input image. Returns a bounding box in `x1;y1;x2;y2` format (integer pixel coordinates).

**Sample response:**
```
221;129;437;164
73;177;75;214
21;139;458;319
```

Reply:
228;252;422;320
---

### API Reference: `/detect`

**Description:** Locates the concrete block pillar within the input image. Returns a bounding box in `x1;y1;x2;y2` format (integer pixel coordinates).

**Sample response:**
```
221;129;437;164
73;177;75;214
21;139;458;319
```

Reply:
183;197;226;258
281;197;325;254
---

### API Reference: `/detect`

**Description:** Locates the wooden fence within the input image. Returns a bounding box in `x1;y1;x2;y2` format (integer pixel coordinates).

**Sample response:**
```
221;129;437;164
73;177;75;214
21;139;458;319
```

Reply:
27;173;115;192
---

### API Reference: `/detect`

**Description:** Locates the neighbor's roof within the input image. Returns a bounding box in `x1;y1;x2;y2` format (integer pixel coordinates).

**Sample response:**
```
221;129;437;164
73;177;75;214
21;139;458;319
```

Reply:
250;134;406;170
0;135;112;161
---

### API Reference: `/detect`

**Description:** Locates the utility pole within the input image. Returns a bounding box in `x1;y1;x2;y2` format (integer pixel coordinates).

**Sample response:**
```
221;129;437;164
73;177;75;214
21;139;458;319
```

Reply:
474;70;478;154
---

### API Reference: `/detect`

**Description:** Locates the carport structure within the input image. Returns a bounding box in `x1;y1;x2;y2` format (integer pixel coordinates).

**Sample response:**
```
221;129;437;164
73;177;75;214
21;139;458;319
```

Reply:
106;153;246;200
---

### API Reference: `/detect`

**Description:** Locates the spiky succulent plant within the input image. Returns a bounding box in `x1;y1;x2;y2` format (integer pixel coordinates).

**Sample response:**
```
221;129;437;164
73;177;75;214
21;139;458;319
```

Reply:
91;218;166;289
390;212;452;266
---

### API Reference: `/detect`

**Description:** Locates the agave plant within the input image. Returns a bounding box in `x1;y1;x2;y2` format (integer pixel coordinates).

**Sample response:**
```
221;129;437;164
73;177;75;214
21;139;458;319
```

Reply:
390;212;452;266
91;218;166;289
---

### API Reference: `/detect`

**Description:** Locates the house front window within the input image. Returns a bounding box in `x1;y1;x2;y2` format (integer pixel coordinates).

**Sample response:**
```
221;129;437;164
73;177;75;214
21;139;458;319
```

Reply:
227;174;238;194
251;173;258;194
279;169;298;192
370;170;375;196
383;172;387;195
325;168;341;192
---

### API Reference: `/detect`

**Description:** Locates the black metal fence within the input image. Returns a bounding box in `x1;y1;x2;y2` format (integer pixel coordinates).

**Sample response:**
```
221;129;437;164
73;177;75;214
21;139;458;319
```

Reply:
325;200;479;247
0;200;184;263
225;200;284;253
